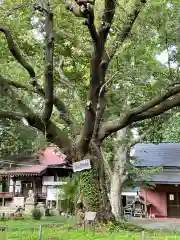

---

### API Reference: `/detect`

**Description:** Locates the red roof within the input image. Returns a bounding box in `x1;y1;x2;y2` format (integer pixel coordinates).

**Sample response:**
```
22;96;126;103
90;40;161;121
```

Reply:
0;146;67;176
0;165;47;176
39;146;66;166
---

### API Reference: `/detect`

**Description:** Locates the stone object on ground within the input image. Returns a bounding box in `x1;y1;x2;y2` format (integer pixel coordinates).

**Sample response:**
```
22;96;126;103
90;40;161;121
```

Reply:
36;202;45;216
25;202;35;215
50;208;59;216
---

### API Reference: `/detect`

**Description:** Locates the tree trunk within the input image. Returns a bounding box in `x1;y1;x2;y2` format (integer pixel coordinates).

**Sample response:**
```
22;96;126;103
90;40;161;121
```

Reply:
109;128;129;221
98;158;114;222
79;157;113;222
110;172;122;220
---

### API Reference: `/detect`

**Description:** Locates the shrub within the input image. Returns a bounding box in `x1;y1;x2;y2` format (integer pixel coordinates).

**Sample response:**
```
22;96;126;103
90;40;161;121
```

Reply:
106;220;144;232
32;208;42;220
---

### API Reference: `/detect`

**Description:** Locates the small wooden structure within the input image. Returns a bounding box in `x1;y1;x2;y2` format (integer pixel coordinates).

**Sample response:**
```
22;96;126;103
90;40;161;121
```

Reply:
132;195;152;217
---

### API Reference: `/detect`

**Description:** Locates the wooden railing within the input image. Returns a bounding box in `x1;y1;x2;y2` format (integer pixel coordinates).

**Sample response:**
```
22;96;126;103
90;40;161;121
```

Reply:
0;192;47;199
0;192;13;198
36;192;47;199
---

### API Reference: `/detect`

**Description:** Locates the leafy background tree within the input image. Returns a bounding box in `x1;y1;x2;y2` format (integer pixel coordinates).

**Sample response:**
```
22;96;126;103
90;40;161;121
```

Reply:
0;0;179;221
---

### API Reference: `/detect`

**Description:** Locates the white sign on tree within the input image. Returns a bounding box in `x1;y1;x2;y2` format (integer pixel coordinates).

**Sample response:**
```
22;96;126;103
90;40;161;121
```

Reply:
85;211;97;221
73;159;91;172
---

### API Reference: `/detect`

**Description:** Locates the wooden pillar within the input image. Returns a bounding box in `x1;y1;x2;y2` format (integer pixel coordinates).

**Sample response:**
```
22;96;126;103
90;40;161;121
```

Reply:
33;177;36;203
2;177;7;192
45;185;48;207
54;171;58;181
2;198;5;207
33;177;36;193
56;187;59;210
12;177;16;196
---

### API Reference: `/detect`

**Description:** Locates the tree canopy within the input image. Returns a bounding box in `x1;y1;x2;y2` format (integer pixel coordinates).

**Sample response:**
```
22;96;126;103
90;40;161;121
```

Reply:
0;0;179;160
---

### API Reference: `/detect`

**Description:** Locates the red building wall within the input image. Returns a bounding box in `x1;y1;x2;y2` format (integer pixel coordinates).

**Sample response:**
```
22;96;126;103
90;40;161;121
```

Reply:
140;188;167;217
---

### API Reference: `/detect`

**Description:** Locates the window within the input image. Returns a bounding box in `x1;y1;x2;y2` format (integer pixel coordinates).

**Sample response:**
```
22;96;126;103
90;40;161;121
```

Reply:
169;194;174;201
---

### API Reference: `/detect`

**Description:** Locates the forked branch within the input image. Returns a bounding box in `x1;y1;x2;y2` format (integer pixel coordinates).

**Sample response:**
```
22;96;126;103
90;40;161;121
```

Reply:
99;85;180;140
99;0;116;44
66;0;98;43
0;111;26;121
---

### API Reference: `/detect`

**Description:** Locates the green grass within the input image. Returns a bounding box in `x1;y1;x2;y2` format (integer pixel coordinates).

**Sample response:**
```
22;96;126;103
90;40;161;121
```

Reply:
1;217;180;240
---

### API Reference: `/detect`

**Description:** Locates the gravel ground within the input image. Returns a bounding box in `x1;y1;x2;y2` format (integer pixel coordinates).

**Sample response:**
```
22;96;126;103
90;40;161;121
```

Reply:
130;217;180;230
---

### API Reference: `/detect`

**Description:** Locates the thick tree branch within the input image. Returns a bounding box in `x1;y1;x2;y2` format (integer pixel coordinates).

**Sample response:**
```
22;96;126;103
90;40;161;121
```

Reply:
0;75;34;92
126;85;180;117
98;0;116;43
0;27;35;79
93;72;119;140
0;74;72;125
26;114;73;160
1;22;54;123
42;4;54;122
0;23;72;124
91;1;117;141
0;111;26;121
66;1;103;156
66;0;85;17
92;0;146;142
67;0;98;43
76;46;102;155
0;82;73;159
99;86;180;140
134;96;180;120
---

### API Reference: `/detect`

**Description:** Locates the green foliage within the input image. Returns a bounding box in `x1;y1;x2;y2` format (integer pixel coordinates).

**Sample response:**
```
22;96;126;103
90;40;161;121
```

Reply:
61;174;81;212
79;170;100;212
32;208;42;220
162;113;180;142
106;221;144;233
0;0;179;153
1;217;180;239
126;165;162;188
0;119;46;157
0;0;180;219
62;170;100;212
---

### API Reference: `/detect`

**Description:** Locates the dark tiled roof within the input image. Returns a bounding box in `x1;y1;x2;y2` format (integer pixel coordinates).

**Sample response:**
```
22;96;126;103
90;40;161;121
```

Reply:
132;143;180;167
151;170;180;184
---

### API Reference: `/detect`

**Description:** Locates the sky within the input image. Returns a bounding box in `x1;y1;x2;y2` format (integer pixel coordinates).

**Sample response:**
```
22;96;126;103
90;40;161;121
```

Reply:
156;46;178;69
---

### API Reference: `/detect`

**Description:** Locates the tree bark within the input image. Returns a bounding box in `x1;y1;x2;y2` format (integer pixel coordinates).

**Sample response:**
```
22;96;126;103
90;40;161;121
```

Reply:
109;128;128;220
77;151;113;222
110;172;122;220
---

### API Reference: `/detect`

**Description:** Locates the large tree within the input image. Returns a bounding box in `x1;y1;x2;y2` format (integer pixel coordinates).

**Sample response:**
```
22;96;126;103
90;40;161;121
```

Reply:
0;0;179;219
